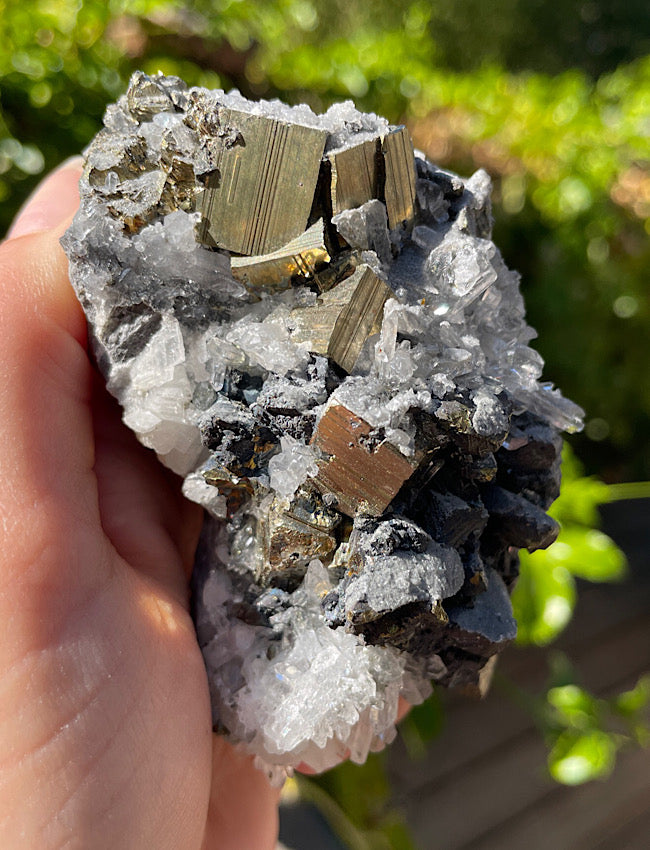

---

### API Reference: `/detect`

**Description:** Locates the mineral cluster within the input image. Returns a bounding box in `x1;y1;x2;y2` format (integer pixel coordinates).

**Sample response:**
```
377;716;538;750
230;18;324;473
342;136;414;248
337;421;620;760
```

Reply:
62;71;584;778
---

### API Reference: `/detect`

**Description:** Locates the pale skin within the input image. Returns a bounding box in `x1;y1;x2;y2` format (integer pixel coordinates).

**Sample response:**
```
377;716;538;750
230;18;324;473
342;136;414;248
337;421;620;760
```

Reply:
0;160;281;849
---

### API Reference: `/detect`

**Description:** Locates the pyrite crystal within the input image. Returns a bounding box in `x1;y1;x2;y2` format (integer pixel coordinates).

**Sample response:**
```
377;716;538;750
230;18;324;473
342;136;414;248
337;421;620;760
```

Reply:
62;72;584;779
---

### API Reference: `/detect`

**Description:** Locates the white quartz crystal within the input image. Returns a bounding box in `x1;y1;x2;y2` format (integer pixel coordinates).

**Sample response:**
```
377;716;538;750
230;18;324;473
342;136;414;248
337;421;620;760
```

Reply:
268;436;319;500
197;556;431;775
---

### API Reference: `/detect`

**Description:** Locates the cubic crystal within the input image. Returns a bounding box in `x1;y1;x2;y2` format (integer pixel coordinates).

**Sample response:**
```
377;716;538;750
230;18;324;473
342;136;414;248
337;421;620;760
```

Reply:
197;108;327;254
310;402;420;517
289;263;394;373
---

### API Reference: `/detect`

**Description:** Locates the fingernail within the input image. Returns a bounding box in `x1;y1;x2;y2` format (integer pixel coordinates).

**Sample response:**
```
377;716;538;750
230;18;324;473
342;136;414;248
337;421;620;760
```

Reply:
6;156;84;240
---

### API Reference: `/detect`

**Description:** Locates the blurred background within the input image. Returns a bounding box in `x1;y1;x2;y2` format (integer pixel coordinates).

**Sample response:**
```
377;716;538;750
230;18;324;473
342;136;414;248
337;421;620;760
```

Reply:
1;2;648;847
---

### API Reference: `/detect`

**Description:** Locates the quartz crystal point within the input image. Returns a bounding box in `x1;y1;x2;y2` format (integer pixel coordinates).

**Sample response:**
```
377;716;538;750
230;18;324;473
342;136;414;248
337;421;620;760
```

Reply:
62;72;584;781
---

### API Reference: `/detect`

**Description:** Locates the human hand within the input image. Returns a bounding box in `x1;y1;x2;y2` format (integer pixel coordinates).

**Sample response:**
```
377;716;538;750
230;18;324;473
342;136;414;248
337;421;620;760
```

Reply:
0;162;281;849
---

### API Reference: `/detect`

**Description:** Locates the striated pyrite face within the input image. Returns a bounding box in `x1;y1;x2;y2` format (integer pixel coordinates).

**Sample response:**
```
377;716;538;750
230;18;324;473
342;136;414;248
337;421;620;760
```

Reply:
62;71;584;779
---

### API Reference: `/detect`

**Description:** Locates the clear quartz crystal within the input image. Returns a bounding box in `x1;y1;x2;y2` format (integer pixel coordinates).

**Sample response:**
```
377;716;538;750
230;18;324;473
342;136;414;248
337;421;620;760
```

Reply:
268;436;319;499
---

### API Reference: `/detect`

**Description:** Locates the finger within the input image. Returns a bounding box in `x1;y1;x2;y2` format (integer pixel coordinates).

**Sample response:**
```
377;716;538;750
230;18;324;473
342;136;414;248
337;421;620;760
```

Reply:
91;373;204;603
6;157;83;240
202;736;281;850
397;696;412;722
0;164;111;603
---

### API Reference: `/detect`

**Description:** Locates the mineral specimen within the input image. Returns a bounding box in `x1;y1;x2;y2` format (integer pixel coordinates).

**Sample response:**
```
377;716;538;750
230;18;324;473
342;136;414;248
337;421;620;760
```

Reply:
289;263;394;373
310;401;420;517
197;108;328;254
62;71;584;781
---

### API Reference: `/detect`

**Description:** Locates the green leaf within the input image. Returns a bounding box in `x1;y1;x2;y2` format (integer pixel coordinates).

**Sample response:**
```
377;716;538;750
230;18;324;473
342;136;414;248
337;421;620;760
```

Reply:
549;476;611;527
548;729;618;785
546;684;600;729
614;674;650;718
544;527;627;583
512;551;577;646
546;651;579;688
398;693;444;760
376;819;419;850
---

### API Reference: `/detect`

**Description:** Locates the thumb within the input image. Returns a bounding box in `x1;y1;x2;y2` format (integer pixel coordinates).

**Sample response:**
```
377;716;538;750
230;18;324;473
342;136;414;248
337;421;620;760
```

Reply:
6;156;84;240
0;158;109;599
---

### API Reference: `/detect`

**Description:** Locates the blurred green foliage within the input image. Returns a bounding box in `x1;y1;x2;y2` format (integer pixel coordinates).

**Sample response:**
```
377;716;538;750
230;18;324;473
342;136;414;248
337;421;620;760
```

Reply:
545;674;650;785
421;0;650;77
1;0;649;478
294;755;419;850
540;654;650;786
508;450;650;794
2;3;649;846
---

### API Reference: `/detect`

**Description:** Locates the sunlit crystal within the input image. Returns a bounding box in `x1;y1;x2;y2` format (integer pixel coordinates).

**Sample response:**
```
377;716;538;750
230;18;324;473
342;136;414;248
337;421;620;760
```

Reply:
197;108;327;255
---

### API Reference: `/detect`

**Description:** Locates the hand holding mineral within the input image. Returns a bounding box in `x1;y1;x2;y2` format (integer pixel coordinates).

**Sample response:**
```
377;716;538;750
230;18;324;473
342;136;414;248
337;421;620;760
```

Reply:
0;70;583;844
0;163;280;850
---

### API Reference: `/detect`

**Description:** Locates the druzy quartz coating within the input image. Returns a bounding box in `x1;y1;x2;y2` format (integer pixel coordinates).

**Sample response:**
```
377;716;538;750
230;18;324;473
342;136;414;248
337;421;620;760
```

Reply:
62;72;584;779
